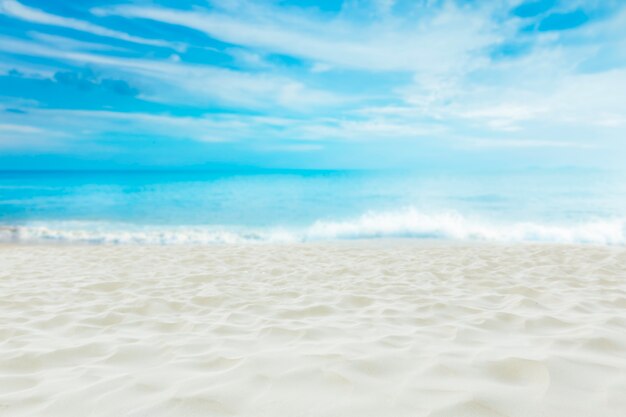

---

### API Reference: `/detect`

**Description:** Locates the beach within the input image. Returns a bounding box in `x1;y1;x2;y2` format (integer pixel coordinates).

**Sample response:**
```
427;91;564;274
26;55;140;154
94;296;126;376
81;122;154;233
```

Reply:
3;0;626;414
1;242;625;417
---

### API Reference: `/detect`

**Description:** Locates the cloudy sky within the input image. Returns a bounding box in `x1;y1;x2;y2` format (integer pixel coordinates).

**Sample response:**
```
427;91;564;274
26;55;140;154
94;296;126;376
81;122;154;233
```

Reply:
0;0;625;169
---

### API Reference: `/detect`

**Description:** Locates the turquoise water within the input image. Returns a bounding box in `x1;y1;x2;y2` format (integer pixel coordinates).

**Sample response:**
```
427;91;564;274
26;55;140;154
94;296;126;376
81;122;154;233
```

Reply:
1;169;625;244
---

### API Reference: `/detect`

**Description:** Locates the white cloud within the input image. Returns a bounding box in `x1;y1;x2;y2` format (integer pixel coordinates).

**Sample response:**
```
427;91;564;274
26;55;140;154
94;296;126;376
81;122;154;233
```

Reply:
0;107;446;150
2;0;626;162
0;123;45;134
0;0;185;51
28;32;128;52
0;121;68;150
462;138;595;149
90;0;626;133
93;1;500;73
0;35;343;111
310;62;333;73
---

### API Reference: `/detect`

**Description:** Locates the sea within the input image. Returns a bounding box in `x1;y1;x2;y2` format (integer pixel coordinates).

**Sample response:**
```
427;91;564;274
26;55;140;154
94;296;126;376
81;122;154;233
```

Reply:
1;169;625;245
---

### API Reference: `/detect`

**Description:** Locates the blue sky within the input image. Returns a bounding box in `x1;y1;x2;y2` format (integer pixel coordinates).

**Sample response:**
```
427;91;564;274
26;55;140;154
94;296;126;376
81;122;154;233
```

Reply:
0;0;625;169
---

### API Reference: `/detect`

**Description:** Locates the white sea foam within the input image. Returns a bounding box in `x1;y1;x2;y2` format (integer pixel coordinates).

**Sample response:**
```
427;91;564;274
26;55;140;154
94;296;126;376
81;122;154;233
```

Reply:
306;208;626;244
1;208;625;245
0;223;294;245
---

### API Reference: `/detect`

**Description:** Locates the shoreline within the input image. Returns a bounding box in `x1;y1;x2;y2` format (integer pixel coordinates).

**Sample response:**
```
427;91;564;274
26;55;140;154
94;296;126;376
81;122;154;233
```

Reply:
1;237;624;248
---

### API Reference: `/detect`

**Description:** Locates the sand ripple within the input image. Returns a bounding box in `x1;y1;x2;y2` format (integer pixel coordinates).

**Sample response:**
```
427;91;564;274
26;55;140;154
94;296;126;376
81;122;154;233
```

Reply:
1;242;625;416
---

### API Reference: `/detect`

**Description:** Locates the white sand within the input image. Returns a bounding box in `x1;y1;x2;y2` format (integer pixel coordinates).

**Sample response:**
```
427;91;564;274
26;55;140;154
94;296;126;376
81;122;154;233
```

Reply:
1;242;625;417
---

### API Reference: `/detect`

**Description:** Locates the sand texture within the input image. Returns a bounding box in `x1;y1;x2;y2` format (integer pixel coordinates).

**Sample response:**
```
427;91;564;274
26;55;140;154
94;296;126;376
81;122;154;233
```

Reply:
1;243;626;417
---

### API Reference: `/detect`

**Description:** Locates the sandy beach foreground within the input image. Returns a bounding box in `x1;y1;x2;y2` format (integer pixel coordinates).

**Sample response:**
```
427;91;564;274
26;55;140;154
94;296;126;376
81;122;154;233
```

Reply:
1;242;625;417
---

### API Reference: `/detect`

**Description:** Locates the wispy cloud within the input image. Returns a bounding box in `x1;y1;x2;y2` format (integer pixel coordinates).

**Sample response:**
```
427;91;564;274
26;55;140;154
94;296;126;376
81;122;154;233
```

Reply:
462;138;596;149
0;120;68;150
93;1;499;73
0;0;625;168
0;35;344;110
0;123;45;134
0;0;184;51
28;32;129;52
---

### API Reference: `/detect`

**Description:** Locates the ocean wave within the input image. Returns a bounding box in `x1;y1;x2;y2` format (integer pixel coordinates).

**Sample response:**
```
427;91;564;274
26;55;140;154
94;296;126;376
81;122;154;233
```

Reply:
1;209;625;245
306;209;626;244
0;223;296;245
